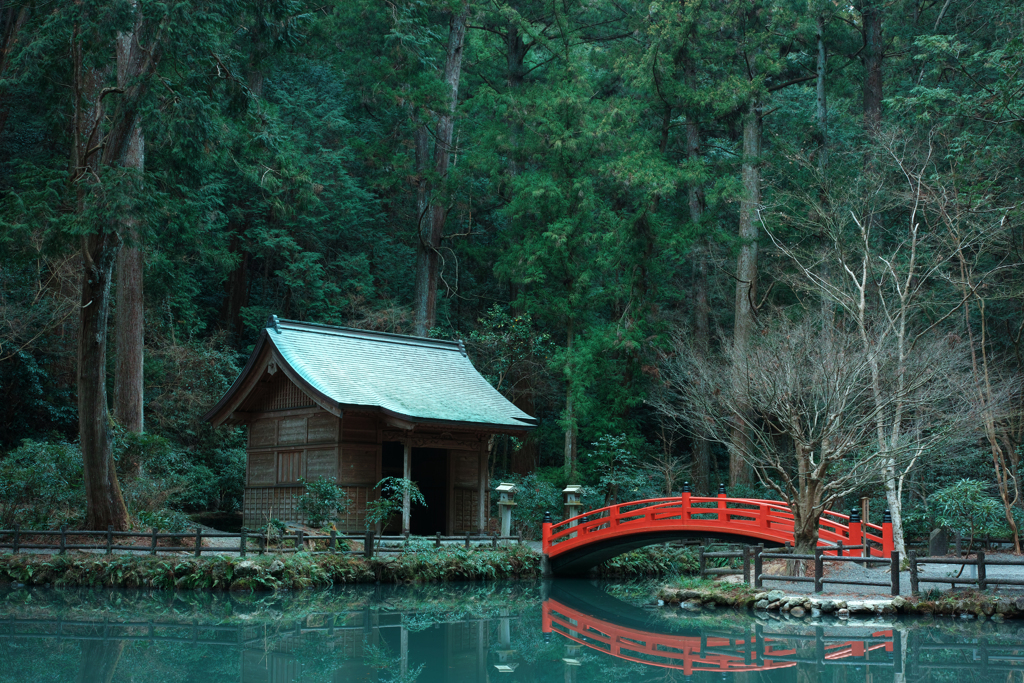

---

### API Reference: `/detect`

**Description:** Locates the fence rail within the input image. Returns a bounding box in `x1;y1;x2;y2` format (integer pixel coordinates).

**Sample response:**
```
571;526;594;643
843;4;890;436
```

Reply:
0;525;524;559
908;550;1024;593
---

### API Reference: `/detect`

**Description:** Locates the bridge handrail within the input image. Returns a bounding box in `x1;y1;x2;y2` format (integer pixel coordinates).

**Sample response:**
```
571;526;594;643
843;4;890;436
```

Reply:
543;492;894;560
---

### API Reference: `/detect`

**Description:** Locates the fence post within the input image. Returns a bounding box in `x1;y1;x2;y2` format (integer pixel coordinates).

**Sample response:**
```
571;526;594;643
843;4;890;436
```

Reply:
60;525;67;555
12;524;19;554
814;547;823;593
194;527;202;558
518;532;523;546
909;551;919;595
698;547;706;578
435;532;441;549
329;529;336;554
150;528;157;556
890;550;900;596
258;535;266;556
754;544;764;589
978;550;987;591
241;529;248;558
492;531;498;549
364;531;374;559
465;532;471;549
743;546;751;586
106;525;113;555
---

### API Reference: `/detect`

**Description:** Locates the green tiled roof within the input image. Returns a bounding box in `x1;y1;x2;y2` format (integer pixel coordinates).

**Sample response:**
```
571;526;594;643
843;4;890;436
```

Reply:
210;318;537;430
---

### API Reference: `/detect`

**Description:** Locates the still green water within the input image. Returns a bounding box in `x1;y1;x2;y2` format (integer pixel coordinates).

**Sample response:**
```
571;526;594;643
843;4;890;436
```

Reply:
1;581;1021;683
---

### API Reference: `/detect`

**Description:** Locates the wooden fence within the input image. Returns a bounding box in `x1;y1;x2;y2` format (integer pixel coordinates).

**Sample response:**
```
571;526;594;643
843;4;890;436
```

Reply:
699;544;901;596
908;550;1024;592
0;525;524;559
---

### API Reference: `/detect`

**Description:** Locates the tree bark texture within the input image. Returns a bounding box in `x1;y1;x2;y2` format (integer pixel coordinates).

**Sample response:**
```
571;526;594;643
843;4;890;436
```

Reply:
80;229;129;531
412;8;468;336
686;99;711;495
0;3;28;141
729;98;762;488
563;320;577;481
815;14;828;168
859;0;883;128
113;25;145;434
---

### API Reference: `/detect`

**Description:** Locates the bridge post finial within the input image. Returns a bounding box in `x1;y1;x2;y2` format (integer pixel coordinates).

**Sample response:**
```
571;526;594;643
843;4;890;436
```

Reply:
682;481;691;493
681;482;692;520
543;511;552;525
718;483;727;496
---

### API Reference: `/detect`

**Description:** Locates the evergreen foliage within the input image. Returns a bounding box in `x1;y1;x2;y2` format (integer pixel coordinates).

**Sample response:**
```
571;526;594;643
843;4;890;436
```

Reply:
0;0;1022;546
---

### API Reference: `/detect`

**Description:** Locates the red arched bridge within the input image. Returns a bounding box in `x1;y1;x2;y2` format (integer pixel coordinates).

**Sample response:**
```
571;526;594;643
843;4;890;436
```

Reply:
543;597;897;675
542;486;893;575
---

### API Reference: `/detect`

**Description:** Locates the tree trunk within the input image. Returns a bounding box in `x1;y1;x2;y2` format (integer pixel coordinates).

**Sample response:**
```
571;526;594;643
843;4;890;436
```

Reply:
564;320;577;481
815;14;828;169
686;98;711;496
730;97;762;488
412;8;468;336
859;0;883;128
0;3;28;141
113;25;145;435
220;230;249;339
80;230;129;531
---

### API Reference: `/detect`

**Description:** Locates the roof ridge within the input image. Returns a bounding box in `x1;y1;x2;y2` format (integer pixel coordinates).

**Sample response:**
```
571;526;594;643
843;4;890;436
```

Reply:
272;318;463;352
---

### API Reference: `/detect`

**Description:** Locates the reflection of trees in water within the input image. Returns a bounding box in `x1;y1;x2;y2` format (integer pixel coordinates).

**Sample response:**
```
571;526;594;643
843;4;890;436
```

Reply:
76;640;125;683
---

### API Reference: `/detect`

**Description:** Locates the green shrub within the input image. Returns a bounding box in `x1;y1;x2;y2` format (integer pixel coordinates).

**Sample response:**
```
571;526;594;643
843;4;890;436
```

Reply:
295;477;350;527
0;439;85;529
365;478;426;532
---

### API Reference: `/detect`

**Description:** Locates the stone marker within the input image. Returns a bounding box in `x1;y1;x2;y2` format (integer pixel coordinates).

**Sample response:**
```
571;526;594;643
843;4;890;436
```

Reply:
929;527;948;556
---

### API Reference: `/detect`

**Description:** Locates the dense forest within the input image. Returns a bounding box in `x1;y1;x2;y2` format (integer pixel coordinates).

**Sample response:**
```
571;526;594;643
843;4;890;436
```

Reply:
1;0;1022;551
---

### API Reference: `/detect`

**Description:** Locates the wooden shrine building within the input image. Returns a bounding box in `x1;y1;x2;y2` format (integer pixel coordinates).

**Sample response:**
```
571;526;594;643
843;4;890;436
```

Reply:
203;317;537;534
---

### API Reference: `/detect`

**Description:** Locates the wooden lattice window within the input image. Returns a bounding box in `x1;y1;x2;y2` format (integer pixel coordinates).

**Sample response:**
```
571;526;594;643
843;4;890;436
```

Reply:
277;451;303;484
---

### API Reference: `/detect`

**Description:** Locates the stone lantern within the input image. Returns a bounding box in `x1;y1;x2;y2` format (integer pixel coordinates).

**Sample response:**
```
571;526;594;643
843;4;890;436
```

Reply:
563;484;584;525
496;482;518;538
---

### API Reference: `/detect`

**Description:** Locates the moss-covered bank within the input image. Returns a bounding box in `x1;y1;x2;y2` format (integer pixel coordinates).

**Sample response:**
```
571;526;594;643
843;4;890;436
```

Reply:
0;545;541;590
0;544;699;590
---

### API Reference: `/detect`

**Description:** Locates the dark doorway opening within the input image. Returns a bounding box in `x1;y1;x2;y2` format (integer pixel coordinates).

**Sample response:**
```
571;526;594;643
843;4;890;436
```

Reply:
411;447;448;535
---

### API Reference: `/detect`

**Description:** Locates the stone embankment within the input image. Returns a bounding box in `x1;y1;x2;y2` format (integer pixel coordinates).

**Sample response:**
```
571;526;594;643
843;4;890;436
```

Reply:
658;585;1024;620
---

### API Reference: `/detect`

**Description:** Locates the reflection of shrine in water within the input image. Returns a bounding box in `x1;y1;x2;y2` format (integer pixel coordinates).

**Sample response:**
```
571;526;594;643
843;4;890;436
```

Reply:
4;584;1024;682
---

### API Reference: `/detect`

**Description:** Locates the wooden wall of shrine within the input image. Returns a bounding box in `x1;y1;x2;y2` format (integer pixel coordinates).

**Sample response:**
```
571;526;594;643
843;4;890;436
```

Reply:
239;371;489;534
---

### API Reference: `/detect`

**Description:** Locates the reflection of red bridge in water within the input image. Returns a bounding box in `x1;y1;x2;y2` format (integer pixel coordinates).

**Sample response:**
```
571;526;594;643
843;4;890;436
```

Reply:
542;488;894;575
543;599;897;675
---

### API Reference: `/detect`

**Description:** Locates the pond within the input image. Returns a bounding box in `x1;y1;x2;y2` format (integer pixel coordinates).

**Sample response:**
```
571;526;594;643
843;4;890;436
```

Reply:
1;580;1022;682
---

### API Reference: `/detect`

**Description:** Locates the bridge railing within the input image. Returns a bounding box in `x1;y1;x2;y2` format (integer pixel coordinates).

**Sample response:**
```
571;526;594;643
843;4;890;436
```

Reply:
543;487;893;558
543;600;897;675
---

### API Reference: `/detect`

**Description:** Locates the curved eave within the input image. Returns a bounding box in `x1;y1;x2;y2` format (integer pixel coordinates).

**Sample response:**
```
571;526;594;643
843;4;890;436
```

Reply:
201;331;343;426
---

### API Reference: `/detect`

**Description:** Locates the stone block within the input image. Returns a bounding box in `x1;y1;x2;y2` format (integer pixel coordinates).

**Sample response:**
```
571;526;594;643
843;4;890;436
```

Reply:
929;527;948;556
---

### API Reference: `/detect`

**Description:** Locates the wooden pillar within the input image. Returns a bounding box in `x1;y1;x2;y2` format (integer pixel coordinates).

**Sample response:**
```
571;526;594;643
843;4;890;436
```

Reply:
402;441;412;535
477;444;488;534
